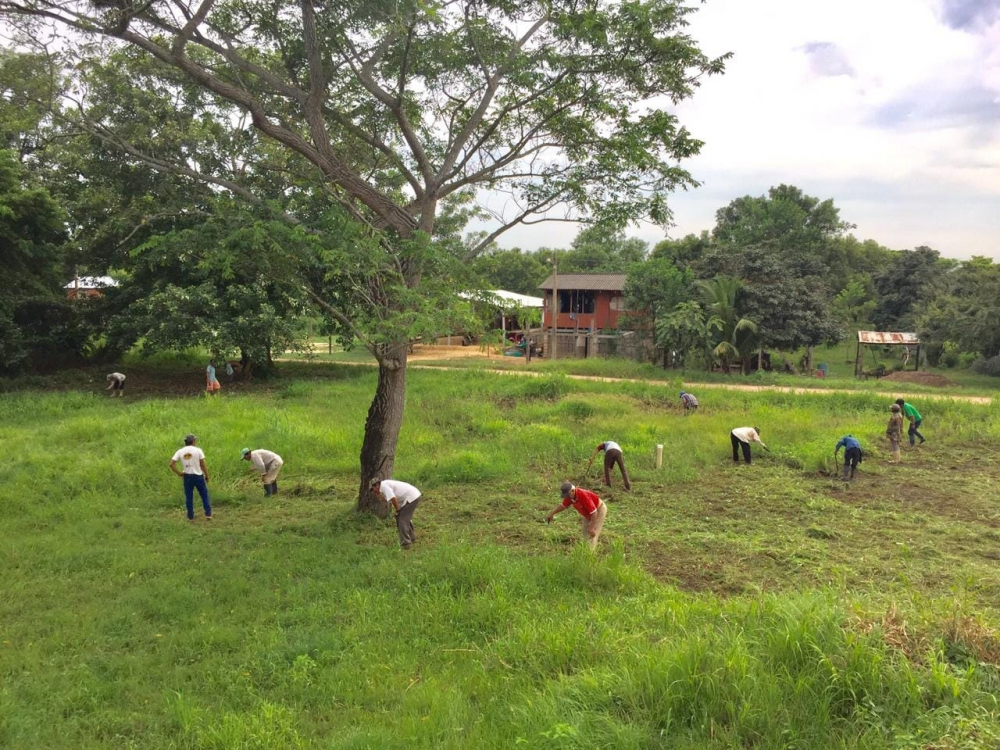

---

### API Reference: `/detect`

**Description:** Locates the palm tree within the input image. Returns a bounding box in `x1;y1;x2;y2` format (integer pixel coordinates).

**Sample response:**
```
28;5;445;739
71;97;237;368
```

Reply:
697;276;758;375
655;301;722;370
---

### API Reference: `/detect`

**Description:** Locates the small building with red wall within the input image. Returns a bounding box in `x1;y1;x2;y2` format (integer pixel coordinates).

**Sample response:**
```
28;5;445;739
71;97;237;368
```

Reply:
539;273;628;331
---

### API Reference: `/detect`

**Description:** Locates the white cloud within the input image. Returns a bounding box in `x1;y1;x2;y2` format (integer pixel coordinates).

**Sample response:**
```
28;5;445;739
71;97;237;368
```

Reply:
497;0;1000;260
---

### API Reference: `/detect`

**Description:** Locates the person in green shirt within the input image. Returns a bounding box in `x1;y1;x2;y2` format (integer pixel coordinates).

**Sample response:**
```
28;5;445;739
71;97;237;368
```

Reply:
895;399;925;446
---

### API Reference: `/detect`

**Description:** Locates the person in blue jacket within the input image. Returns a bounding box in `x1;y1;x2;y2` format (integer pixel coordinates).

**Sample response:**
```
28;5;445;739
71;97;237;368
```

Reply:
834;435;863;482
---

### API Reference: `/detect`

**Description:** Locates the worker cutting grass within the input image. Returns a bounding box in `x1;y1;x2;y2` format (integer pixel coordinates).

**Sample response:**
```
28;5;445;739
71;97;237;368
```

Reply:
242;448;284;496
834;435;863;481
546;482;607;550
586;440;631;491
730;426;769;464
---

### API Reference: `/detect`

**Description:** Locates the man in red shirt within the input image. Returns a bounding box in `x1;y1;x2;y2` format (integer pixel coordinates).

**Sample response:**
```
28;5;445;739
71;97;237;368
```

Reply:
545;482;607;550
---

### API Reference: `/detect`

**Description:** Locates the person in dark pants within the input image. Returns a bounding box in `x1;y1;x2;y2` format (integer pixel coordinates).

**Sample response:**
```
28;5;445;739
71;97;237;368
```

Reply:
587;440;632;490
169;434;212;522
834;435;863;481
369;477;422;549
895;399;925;445
731;426;768;464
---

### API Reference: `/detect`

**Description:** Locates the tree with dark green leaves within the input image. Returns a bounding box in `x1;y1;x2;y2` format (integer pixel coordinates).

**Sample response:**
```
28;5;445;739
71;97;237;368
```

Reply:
871;246;952;331
470;248;550;296
1;0;727;510
622;255;692;363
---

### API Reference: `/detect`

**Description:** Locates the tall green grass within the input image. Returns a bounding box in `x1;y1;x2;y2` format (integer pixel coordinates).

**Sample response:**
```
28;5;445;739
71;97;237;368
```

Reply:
1;368;999;747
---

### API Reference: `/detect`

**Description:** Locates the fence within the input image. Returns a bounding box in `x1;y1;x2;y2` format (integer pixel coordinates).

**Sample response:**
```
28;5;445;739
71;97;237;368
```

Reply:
540;330;659;362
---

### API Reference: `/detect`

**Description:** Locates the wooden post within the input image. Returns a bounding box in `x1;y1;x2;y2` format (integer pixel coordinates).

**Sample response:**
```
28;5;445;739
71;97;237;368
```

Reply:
854;341;861;378
328;335;332;354
655;444;663;470
915;344;921;371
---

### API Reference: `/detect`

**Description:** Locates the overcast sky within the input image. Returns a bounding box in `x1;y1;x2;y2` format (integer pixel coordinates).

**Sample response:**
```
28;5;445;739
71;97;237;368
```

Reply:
497;0;1000;259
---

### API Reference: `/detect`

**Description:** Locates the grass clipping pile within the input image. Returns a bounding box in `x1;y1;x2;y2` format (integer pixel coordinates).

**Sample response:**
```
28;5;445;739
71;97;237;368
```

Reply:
882;370;958;388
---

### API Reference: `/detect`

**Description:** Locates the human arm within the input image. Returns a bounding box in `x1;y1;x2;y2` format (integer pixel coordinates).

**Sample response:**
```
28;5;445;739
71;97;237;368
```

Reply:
169;459;183;477
754;434;769;451
200;459;210;482
546;504;568;523
106;380;114;390
586;446;601;471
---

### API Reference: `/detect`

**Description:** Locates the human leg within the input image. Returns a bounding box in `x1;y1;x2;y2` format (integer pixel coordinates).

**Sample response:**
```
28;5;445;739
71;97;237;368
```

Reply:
741;440;752;464
603;452;613;486
913;419;925;444
731;433;740;462
396;498;420;548
612;451;631;490
192;475;211;518
586;502;607;550
183;475;195;520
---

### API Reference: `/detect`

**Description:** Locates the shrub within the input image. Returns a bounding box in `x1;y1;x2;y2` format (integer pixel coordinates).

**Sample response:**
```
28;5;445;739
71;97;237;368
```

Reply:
972;355;1000;378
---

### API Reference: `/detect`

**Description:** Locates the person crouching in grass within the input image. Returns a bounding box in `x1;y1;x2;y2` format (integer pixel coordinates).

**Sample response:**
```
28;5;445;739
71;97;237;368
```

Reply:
730;426;768;464
106;372;126;397
241;448;283;496
546;482;607;550
169;434;212;522
834;435;863;481
369;477;422;549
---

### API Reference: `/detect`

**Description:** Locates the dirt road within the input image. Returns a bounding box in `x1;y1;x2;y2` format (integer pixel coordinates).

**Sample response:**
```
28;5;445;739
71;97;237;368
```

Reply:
297;357;994;405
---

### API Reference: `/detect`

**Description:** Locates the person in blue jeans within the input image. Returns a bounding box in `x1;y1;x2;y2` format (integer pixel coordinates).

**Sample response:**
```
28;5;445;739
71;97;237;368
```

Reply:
895;399;925;446
169;434;212;522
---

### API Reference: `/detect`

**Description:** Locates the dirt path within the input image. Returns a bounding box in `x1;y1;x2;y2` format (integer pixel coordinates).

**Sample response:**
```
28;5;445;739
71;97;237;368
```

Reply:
290;358;994;405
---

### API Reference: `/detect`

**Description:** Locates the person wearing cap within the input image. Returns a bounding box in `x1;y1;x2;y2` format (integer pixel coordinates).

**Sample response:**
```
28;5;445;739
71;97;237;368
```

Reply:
545;482;607;550
106;372;126;397
242;448;284;496
886;404;904;462
730;426;768;464
895;398;925;445
205;359;221;395
169;434;212;521
834;435;863;481
679;391;698;413
587;440;631;491
369;477;422;549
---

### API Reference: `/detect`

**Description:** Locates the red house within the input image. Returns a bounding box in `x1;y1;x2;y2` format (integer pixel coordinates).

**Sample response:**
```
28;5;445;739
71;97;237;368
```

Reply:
539;273;628;331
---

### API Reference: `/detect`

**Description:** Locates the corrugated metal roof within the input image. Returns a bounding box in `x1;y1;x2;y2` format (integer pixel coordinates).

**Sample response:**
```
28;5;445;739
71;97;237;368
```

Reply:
461;289;546;308
857;331;920;344
538;273;627;291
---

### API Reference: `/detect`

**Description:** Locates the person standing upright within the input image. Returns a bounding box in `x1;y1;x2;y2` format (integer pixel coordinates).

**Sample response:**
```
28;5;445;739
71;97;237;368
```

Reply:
886;404;904;463
169;434;212;522
545;482;607;550
895;398;925;445
730;426;768;464
369;477;422;549
587;440;632;491
834;435;863;481
205;360;222;395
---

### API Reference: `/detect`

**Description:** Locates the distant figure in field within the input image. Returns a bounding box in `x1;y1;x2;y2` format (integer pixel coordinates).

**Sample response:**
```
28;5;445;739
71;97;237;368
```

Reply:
242;448;284;496
834;435;863;481
895;399;925;445
546;482;607;550
169;434;212;522
731;426;769;464
369;477;422;549
205;360;222;395
587;440;631;491
679;390;699;414
886;404;904;463
106;372;126;397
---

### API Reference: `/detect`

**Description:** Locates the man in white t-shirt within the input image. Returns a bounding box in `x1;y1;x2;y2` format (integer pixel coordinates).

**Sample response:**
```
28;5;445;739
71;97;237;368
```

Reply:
106;372;126;397
369;477;422;549
169;434;212;521
730;426;769;465
241;448;284;496
586;440;631;490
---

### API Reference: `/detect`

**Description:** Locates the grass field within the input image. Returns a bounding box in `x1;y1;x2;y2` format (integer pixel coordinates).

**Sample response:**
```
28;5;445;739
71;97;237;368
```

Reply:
2;363;999;748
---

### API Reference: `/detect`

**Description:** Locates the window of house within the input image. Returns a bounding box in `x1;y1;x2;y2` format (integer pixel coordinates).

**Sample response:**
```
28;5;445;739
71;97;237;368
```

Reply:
558;290;595;314
609;294;626;311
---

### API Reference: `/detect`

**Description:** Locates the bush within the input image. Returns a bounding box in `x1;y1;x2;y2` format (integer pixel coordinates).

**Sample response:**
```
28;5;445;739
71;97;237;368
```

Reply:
972;355;1000;378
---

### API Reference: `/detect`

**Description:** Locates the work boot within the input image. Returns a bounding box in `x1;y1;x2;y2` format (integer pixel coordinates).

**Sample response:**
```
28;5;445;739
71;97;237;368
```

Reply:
263;483;272;497
840;464;850;482
270;480;278;495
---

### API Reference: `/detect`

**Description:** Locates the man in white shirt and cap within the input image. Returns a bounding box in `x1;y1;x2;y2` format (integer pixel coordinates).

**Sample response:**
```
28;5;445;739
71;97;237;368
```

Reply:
369;477;422;549
586;440;631;490
730;426;768;465
106;372;126;397
241;448;284;496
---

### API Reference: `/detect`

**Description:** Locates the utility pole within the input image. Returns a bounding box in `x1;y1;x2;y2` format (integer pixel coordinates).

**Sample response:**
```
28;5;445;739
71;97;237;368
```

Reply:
550;252;558;360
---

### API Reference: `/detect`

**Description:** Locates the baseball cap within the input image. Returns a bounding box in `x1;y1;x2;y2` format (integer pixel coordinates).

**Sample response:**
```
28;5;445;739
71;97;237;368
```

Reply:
560;481;574;498
184;434;197;445
368;477;381;490
241;448;251;458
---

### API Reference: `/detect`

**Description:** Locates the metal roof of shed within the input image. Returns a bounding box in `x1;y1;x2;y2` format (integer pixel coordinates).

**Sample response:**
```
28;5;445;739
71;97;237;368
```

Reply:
538;273;626;291
857;331;920;344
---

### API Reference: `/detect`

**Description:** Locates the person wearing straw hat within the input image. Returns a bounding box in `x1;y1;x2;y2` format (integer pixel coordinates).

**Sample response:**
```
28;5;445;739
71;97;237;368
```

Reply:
242;448;284;496
545;482;607;550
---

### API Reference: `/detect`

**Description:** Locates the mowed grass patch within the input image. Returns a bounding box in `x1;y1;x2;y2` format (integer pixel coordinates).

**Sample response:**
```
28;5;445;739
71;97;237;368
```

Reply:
1;369;999;748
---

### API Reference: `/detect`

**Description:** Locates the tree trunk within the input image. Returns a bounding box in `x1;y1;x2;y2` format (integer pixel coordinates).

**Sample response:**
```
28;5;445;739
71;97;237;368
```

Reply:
357;344;408;516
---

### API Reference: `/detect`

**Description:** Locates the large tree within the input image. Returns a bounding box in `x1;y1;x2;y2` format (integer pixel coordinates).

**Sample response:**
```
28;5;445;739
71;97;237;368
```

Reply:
2;0;727;511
